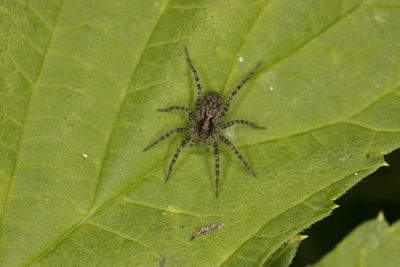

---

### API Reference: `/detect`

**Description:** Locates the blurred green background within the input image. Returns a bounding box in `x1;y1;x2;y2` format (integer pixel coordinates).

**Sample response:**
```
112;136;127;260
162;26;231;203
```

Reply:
292;148;400;266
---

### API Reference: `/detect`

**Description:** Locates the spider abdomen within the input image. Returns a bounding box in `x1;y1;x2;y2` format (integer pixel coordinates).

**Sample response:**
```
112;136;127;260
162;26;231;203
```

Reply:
198;118;215;140
201;92;222;119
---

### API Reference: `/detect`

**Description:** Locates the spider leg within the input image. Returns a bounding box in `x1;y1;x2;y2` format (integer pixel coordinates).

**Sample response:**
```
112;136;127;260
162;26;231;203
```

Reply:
212;141;220;198
165;135;191;182
218;134;257;178
217;120;265;130
157;106;195;124
184;46;203;119
218;62;262;121
142;127;191;152
205;142;211;152
190;139;195;147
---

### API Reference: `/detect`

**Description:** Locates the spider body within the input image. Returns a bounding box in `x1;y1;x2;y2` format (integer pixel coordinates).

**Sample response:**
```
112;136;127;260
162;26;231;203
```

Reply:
197;92;221;140
143;47;265;198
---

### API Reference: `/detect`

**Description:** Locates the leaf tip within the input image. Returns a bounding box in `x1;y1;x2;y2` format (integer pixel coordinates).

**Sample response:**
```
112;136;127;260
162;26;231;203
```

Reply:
288;234;308;244
377;211;385;221
381;161;389;167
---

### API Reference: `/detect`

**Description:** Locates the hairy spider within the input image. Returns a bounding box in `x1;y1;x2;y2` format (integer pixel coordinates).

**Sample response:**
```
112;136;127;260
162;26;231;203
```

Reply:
143;47;265;198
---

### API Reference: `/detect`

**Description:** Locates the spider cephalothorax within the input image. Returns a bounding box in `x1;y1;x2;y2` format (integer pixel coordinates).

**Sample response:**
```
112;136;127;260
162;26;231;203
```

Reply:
143;47;265;198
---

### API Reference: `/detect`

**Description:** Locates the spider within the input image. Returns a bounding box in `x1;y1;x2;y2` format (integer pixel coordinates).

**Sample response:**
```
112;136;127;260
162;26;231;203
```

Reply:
143;47;265;198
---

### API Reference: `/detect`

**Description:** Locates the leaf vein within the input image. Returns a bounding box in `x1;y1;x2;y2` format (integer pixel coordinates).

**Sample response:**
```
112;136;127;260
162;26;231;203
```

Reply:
127;80;169;94
244;84;400;148
89;0;171;210
29;114;106;138
122;197;212;218
221;167;377;265
0;0;64;245
344;121;400;133
48;51;121;89
87;221;147;248
221;0;267;95
28;155;166;265
260;0;363;77
148;37;191;48
2;114;23;128
16;0;52;30
8;54;33;84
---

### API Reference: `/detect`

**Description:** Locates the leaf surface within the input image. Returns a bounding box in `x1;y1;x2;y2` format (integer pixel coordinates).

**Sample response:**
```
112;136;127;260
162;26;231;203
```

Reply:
0;0;400;266
263;235;306;267
314;214;400;267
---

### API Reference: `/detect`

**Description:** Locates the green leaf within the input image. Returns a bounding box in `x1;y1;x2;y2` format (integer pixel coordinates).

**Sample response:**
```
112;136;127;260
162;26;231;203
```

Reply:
263;235;307;267
1;0;400;266
314;213;400;267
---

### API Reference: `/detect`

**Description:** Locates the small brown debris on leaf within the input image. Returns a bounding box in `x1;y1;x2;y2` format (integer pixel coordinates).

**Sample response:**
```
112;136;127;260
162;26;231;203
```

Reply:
190;222;224;241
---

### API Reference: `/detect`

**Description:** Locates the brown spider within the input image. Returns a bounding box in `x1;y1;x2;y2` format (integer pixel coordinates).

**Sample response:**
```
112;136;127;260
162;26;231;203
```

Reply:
143;47;265;198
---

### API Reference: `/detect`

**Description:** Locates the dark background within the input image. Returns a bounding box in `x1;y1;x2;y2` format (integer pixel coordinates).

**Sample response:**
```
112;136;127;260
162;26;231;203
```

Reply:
291;148;400;266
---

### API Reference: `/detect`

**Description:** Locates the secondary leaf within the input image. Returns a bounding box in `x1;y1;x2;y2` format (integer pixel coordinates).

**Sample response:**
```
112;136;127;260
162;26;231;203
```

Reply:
314;213;400;267
1;0;400;266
